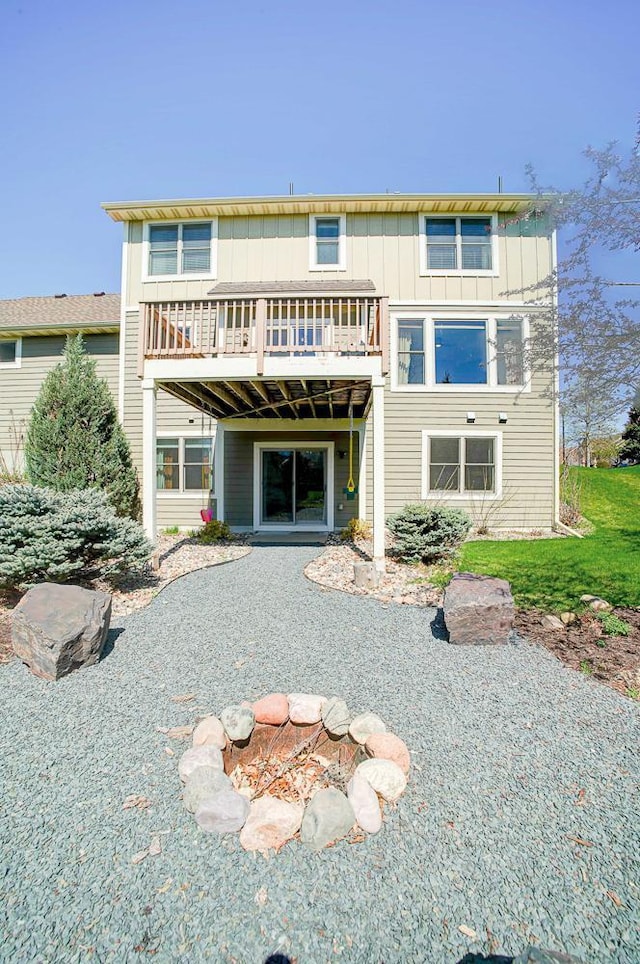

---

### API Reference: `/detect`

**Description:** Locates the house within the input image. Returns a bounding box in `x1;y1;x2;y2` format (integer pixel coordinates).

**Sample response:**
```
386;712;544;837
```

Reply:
103;190;559;566
1;193;558;568
0;293;121;474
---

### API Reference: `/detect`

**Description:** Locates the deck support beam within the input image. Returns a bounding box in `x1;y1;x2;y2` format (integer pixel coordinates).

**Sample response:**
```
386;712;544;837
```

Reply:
142;378;157;542
372;376;385;571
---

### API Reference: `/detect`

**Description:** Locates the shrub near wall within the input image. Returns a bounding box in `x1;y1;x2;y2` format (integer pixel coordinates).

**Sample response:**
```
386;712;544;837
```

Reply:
387;503;472;564
0;485;151;590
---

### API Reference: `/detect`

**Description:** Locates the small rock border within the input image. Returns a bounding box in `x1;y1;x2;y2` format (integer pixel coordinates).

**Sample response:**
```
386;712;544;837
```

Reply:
178;693;410;853
304;538;442;607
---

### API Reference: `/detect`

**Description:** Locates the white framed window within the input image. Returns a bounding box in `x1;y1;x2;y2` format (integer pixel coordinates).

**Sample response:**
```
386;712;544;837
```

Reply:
156;437;213;493
0;338;22;368
143;220;218;280
419;215;498;275
392;313;527;392
421;430;503;500
309;214;346;270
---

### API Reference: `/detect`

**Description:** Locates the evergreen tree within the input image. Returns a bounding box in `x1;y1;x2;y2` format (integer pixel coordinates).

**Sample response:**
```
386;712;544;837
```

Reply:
619;398;640;464
25;335;140;518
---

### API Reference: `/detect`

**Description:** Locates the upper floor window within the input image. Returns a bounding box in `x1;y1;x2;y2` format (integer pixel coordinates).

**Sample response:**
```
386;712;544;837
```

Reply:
0;339;21;368
145;221;217;279
395;316;525;390
309;214;346;270
420;215;496;274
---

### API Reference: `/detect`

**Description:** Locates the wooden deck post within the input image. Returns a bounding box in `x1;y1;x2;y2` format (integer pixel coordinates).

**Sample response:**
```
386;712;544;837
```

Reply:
372;376;386;571
137;304;147;378
256;298;266;375
380;296;390;375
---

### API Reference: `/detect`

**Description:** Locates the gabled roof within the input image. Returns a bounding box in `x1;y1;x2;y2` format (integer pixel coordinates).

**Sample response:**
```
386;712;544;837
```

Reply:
102;192;536;222
0;293;120;337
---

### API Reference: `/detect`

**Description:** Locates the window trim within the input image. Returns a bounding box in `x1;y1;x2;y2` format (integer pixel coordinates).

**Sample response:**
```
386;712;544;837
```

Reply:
0;337;22;369
308;214;347;271
156;434;215;498
419;213;499;277
142;219;218;282
390;310;530;393
421;429;503;501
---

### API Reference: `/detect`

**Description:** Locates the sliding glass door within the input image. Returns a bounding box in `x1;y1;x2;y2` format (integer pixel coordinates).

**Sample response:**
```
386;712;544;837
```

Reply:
260;447;327;527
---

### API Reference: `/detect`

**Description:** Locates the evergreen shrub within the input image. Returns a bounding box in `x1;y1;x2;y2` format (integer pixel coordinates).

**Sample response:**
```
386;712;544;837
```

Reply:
25;335;140;518
0;484;151;589
191;520;234;544
386;502;472;563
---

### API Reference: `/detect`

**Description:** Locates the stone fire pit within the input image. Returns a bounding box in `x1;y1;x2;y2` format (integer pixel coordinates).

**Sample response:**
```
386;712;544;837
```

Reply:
178;693;410;852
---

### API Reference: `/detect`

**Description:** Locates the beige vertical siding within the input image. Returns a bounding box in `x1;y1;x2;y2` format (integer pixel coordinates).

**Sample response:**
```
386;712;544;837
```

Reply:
224;429;359;529
0;334;119;472
125;213;553;306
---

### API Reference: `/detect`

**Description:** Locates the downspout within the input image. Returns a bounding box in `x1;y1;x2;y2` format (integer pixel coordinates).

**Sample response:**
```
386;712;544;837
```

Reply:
551;227;560;527
117;222;129;424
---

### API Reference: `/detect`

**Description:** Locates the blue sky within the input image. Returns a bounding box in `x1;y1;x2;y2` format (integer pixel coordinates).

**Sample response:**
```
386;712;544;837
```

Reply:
0;0;638;298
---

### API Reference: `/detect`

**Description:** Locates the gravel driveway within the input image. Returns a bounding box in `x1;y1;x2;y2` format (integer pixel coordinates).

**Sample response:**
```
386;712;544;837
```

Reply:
1;546;638;963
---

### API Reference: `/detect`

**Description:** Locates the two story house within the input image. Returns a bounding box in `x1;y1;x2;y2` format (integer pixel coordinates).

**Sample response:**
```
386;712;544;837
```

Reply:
100;192;558;567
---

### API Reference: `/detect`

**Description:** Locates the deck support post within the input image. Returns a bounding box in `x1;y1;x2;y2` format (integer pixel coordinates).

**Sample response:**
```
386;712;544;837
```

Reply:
214;424;225;522
372;376;386;571
142;378;157;542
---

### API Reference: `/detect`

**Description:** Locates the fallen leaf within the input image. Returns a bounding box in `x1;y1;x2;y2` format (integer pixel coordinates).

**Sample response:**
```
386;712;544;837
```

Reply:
148;836;162;857
458;925;477;939
607;890;623;907
234;659;247;669
156;878;173;894
164;747;175;757
131;850;149;864
575;789;586;805
157;725;193;740
254;886;268;907
123;795;152;811
566;834;593;847
170;693;196;703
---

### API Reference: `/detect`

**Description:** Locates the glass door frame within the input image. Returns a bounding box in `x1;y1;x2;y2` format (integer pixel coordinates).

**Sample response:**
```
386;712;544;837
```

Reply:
253;441;334;531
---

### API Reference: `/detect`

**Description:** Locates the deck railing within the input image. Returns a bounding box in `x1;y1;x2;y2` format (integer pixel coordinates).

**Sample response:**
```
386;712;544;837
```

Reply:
139;295;389;374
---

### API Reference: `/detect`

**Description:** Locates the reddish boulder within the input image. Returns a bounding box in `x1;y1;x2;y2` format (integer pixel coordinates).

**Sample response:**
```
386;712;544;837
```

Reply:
365;733;411;775
252;693;289;725
443;573;514;646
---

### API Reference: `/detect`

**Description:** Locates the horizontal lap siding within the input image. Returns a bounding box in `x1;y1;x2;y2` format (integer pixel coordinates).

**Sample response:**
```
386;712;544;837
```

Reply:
122;309;209;477
224;429;359;529
365;371;556;530
157;497;209;530
0;334;119;472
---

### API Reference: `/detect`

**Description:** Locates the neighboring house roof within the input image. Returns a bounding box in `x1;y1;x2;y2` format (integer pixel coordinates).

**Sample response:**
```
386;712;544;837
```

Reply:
102;192;537;222
0;293;120;337
208;280;376;297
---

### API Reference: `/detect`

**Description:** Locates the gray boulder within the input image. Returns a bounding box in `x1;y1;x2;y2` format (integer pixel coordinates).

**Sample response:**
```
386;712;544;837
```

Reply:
195;789;250;833
443;572;514;646
182;766;232;813
12;583;112;680
300;787;355;851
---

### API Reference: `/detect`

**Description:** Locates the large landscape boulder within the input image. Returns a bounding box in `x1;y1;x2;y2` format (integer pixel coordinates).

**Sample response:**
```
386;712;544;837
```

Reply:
12;583;112;680
443;572;514;645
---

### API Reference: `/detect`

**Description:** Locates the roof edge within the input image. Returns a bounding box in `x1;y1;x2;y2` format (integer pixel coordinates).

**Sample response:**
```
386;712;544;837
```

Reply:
102;192;540;222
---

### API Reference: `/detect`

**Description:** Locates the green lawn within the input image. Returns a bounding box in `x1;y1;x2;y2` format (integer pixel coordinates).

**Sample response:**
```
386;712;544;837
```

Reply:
458;467;640;611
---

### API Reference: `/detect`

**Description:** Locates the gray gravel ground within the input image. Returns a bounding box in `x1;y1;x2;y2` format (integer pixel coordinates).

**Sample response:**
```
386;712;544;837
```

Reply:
1;546;639;964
